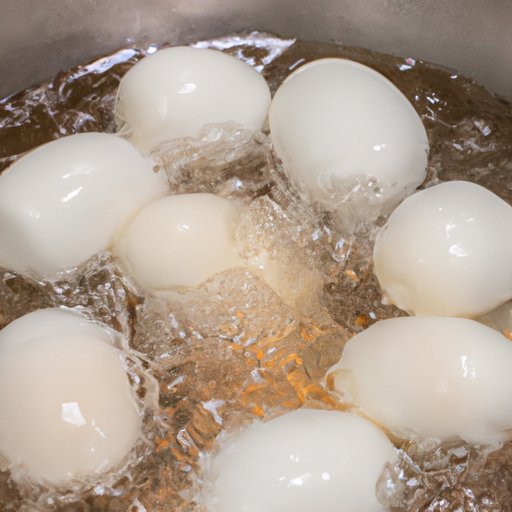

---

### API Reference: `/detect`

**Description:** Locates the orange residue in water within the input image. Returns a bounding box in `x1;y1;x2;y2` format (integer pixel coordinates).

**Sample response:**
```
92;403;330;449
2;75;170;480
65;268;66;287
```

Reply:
251;405;265;417
355;314;371;328
343;269;359;282
300;322;328;341
503;329;512;341
155;438;171;452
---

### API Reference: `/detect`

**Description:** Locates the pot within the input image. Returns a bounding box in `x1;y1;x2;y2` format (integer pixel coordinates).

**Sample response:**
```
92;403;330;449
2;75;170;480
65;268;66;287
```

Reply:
0;0;511;100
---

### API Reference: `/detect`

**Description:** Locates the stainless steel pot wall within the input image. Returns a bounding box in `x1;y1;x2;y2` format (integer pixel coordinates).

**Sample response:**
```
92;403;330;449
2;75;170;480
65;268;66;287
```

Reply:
0;0;511;100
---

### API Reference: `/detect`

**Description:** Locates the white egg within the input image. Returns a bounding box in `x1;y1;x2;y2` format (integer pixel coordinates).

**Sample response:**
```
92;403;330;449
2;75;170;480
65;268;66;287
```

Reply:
269;58;429;227
203;408;396;512
0;132;167;281
115;47;271;153
373;180;512;317
329;316;512;444
0;308;142;486
114;193;243;290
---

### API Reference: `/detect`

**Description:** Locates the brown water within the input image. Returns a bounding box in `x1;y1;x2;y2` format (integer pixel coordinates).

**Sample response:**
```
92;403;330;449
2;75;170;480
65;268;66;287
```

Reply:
0;32;512;512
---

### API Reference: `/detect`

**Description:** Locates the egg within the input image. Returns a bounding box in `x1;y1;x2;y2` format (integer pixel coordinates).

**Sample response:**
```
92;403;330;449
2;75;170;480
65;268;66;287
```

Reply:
114;193;243;290
115;46;271;153
0;132;167;281
269;58;429;227
202;408;396;512
328;316;512;444
373;180;512;317
0;308;142;486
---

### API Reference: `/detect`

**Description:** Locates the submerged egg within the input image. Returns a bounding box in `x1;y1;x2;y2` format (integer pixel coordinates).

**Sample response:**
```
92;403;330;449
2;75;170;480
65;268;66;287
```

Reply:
269;58;429;225
0;308;142;486
114;193;243;290
203;408;396;512
328;316;512;444
373;180;512;317
0;132;167;281
115;46;271;153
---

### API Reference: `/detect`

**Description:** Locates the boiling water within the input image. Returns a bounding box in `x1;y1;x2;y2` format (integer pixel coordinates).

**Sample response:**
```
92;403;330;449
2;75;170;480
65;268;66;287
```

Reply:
1;32;512;512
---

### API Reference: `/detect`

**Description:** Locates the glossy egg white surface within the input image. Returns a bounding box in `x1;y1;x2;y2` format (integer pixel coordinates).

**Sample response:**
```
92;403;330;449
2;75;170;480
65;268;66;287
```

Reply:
0;308;141;486
373;180;512;317
115;46;271;153
329;316;512;444
115;193;243;290
0;133;167;281
203;408;395;512
269;58;429;221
